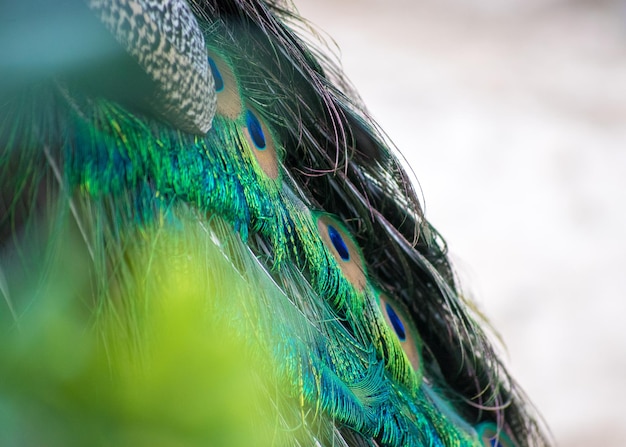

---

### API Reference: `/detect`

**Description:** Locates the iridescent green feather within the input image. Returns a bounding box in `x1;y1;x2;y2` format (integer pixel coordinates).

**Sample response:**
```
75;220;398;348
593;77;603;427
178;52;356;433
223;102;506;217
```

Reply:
0;1;548;446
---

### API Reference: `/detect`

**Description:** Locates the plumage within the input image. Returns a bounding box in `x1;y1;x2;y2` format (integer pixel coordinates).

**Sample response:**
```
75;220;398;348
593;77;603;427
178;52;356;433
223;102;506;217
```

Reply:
0;1;548;446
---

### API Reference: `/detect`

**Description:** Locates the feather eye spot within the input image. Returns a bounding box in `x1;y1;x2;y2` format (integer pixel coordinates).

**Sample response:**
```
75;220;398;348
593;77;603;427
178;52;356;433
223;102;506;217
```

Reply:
316;215;367;290
385;302;406;341
476;423;516;447
245;109;266;150
207;57;224;92
379;294;421;373
327;225;350;261
243;107;279;179
205;52;241;118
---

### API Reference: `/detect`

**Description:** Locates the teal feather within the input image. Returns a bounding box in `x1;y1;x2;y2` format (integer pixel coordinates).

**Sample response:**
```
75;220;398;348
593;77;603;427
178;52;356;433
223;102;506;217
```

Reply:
0;1;548;446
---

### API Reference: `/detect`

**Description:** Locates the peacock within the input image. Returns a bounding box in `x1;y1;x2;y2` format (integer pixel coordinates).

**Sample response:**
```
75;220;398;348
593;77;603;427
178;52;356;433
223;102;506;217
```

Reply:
0;0;548;445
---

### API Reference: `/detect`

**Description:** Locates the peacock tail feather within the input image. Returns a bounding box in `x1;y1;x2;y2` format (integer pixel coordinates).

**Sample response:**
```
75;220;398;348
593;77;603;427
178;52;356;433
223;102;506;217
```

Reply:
0;0;548;445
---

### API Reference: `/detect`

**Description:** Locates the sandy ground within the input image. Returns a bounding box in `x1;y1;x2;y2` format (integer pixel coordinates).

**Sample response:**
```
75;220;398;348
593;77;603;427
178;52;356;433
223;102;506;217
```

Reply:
294;0;626;445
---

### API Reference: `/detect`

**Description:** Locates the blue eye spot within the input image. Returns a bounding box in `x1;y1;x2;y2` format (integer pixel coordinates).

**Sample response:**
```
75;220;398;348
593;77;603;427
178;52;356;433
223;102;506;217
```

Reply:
385;303;406;341
207;57;224;92
327;225;350;261
490;439;502;447
245;110;266;150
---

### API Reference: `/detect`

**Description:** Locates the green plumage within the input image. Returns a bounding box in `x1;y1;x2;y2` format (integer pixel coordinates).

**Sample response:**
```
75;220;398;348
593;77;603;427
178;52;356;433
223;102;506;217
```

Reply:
0;1;547;446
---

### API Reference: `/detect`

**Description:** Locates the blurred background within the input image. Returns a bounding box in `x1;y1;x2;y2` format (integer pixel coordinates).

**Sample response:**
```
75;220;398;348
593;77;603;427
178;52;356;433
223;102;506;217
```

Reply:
294;0;626;445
